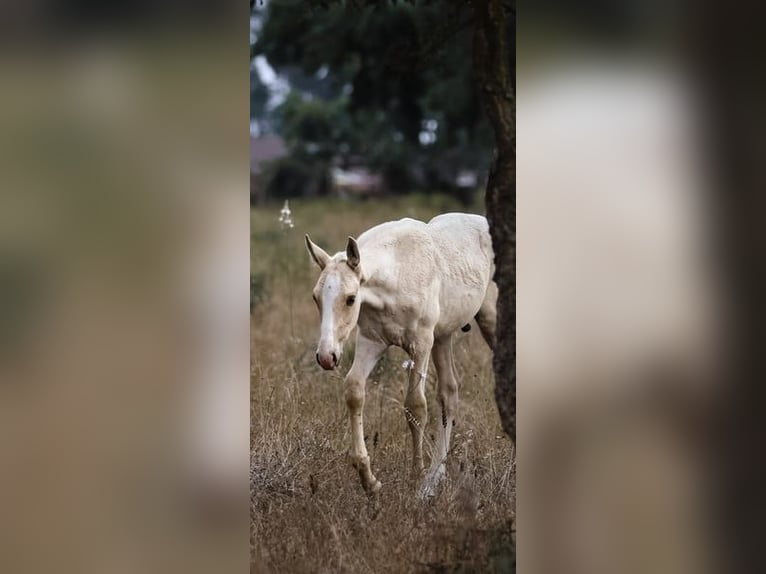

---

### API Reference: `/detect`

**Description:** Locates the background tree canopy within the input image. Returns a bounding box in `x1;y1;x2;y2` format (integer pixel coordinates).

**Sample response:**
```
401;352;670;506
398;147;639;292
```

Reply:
251;0;494;199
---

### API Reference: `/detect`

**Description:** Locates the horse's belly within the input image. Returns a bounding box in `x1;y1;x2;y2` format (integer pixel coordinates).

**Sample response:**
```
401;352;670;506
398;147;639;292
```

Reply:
434;284;486;337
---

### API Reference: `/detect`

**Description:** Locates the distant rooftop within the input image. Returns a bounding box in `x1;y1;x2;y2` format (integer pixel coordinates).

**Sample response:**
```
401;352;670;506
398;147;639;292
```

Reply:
250;135;287;173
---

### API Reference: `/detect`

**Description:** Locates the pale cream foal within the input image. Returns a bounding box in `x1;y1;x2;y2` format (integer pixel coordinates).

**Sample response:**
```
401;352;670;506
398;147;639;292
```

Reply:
305;213;496;495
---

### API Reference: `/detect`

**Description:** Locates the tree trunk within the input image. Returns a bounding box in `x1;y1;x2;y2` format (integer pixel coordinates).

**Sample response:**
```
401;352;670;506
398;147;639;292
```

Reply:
473;0;516;442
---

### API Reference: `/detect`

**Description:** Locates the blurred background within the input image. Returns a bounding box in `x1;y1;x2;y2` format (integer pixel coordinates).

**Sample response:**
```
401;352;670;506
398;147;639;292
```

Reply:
0;1;248;573
249;1;496;206
514;1;760;574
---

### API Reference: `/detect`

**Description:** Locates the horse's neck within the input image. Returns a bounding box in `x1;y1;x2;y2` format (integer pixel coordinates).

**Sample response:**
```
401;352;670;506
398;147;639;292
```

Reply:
359;273;386;312
358;250;393;312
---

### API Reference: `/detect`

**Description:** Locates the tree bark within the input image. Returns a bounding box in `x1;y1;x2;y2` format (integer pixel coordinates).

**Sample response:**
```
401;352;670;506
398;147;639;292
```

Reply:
472;0;515;442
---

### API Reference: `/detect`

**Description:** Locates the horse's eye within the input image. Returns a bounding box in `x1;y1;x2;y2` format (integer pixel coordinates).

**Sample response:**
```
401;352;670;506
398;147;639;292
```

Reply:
346;295;356;306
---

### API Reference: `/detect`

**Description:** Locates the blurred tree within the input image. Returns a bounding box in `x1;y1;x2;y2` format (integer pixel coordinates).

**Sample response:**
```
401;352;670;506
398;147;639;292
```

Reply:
278;92;349;163
253;0;493;197
251;0;515;441
267;93;351;198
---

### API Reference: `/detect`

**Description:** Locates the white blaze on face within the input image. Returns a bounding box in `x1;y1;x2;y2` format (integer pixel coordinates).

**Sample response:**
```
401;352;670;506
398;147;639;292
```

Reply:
320;272;341;345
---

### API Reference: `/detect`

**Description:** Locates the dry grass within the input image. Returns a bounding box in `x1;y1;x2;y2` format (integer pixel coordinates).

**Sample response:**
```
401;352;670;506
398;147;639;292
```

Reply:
251;194;515;573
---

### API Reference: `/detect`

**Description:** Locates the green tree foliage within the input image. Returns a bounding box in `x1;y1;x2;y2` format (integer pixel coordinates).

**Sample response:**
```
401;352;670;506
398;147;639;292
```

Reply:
278;93;349;162
252;0;492;195
263;93;348;199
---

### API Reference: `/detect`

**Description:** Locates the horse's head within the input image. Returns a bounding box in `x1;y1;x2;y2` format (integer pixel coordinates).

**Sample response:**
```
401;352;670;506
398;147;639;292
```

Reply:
305;234;363;370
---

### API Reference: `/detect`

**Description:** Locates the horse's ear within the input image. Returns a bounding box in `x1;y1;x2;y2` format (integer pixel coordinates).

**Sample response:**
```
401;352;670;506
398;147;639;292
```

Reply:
346;236;360;270
305;234;330;270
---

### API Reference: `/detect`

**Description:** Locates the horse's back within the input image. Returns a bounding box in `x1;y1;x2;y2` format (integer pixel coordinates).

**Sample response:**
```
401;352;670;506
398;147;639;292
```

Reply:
358;213;493;338
427;213;492;262
360;213;490;271
356;217;427;251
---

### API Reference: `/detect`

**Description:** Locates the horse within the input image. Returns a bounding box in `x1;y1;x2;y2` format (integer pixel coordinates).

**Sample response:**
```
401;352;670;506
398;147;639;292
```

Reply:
305;212;496;495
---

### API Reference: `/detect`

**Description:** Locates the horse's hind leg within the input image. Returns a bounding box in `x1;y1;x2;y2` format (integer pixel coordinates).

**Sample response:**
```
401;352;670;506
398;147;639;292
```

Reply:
404;334;433;476
421;335;458;497
475;282;497;350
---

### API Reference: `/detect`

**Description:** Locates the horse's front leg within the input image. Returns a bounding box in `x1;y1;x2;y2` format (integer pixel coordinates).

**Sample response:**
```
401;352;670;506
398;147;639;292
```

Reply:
404;334;434;475
345;333;387;493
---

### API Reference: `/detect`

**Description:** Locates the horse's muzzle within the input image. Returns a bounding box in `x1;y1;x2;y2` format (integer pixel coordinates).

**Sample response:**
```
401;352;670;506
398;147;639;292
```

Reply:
316;351;338;370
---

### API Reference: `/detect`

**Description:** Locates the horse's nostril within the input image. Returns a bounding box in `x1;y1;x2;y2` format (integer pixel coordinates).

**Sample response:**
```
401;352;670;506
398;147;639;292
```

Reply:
331;352;338;365
316;353;321;366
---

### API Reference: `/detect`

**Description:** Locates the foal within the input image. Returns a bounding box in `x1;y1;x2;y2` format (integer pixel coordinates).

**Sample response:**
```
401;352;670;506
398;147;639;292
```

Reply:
306;213;496;495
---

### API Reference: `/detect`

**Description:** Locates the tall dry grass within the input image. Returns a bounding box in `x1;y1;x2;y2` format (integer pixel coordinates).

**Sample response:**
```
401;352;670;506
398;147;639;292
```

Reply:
251;194;515;573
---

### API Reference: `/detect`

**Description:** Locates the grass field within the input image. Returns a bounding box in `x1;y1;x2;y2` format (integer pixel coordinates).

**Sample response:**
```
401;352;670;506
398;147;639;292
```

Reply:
250;194;515;573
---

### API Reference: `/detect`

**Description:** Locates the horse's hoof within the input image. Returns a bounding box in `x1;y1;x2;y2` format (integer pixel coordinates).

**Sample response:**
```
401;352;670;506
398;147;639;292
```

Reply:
418;481;441;500
419;464;446;499
366;479;382;494
418;485;435;499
